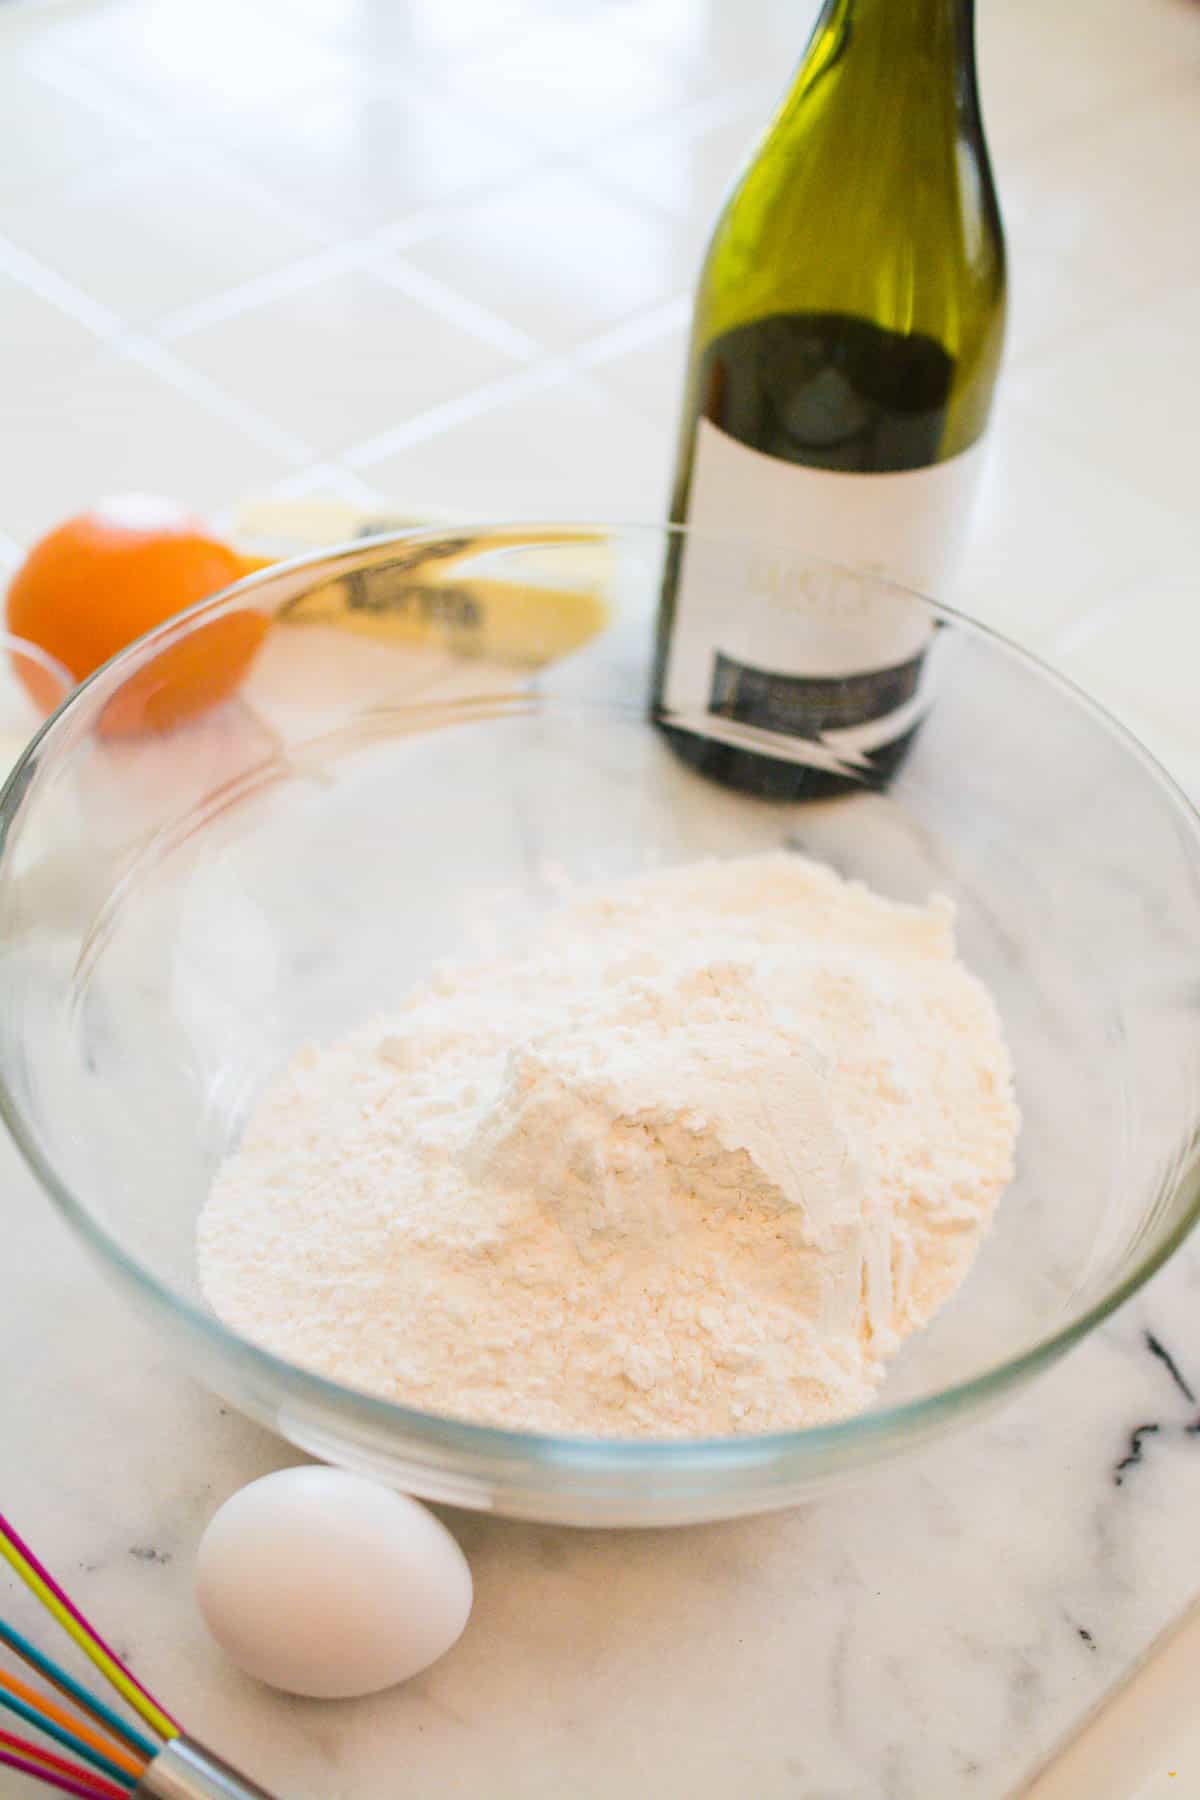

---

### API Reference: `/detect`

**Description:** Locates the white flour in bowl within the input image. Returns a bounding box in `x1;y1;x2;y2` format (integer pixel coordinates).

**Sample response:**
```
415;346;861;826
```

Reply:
198;851;1018;1437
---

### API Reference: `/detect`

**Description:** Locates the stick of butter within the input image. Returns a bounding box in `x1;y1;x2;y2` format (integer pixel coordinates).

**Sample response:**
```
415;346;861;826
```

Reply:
230;499;611;671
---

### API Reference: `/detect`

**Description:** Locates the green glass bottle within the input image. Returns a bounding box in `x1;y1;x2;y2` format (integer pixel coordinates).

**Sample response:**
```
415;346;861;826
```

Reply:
653;0;1006;799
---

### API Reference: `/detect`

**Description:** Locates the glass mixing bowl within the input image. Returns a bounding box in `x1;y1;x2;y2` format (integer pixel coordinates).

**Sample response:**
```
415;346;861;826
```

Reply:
1;524;1198;1527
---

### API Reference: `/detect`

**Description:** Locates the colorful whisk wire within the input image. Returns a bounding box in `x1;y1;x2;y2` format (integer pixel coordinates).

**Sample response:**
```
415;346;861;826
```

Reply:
0;1722;131;1793
0;1506;275;1799
0;1663;143;1782
0;1739;128;1800
0;1511;177;1741
0;1618;156;1761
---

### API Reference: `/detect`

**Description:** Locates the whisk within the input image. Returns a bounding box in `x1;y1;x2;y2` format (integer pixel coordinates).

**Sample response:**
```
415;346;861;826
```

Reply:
0;1508;276;1799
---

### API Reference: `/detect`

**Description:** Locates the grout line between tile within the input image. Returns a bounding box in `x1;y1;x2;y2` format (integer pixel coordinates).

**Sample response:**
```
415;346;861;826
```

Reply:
152;184;554;345
153;244;369;342
4;29;735;511
343;360;568;468
339;287;697;471
339;286;698;473
15;74;712;363
597;72;780;156
0;230;121;337
0;185;688;493
29;34;357;154
119;337;318;465
315;10;570;119
29;46;347;242
575;295;693;368
576;71;782;228
25;45;159;141
371;17;772;169
368;255;542;362
352;200;490;258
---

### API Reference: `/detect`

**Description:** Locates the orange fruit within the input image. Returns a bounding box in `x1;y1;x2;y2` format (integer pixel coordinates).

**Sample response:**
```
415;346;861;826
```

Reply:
5;494;270;734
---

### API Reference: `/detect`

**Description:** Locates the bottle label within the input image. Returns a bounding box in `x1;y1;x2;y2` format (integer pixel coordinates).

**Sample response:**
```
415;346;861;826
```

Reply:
661;420;987;770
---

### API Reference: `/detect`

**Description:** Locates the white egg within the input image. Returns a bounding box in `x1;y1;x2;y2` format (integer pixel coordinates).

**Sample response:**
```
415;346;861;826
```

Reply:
195;1467;473;1698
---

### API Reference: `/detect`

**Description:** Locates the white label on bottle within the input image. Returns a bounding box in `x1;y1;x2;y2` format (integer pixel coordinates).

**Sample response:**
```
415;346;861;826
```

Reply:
661;420;987;771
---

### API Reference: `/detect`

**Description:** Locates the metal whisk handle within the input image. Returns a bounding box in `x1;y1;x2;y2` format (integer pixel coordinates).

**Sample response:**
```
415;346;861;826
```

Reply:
136;1735;279;1799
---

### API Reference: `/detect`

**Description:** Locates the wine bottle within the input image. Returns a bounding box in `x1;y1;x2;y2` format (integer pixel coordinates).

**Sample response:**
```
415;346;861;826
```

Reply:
653;0;1006;799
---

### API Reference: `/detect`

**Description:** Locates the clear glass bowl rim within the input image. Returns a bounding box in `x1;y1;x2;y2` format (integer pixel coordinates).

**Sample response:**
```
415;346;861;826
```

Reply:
2;519;1199;1473
0;630;74;702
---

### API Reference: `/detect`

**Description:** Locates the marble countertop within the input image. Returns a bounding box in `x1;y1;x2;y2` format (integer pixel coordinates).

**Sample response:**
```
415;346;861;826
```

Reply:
6;1097;1200;1800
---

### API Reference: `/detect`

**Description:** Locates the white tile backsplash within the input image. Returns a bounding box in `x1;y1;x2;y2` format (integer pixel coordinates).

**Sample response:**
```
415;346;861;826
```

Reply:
0;342;295;541
442;17;719;151
0;269;103;381
0;59;146;200
37;0;356;126
401;168;700;351
210;80;537;239
0;147;328;325
361;371;671;523
613;0;817;80
169;264;523;454
583;318;691;436
262;0;542;71
588;87;773;236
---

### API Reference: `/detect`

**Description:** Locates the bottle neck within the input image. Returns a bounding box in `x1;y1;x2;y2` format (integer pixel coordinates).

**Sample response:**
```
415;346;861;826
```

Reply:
820;0;973;50
807;0;981;119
